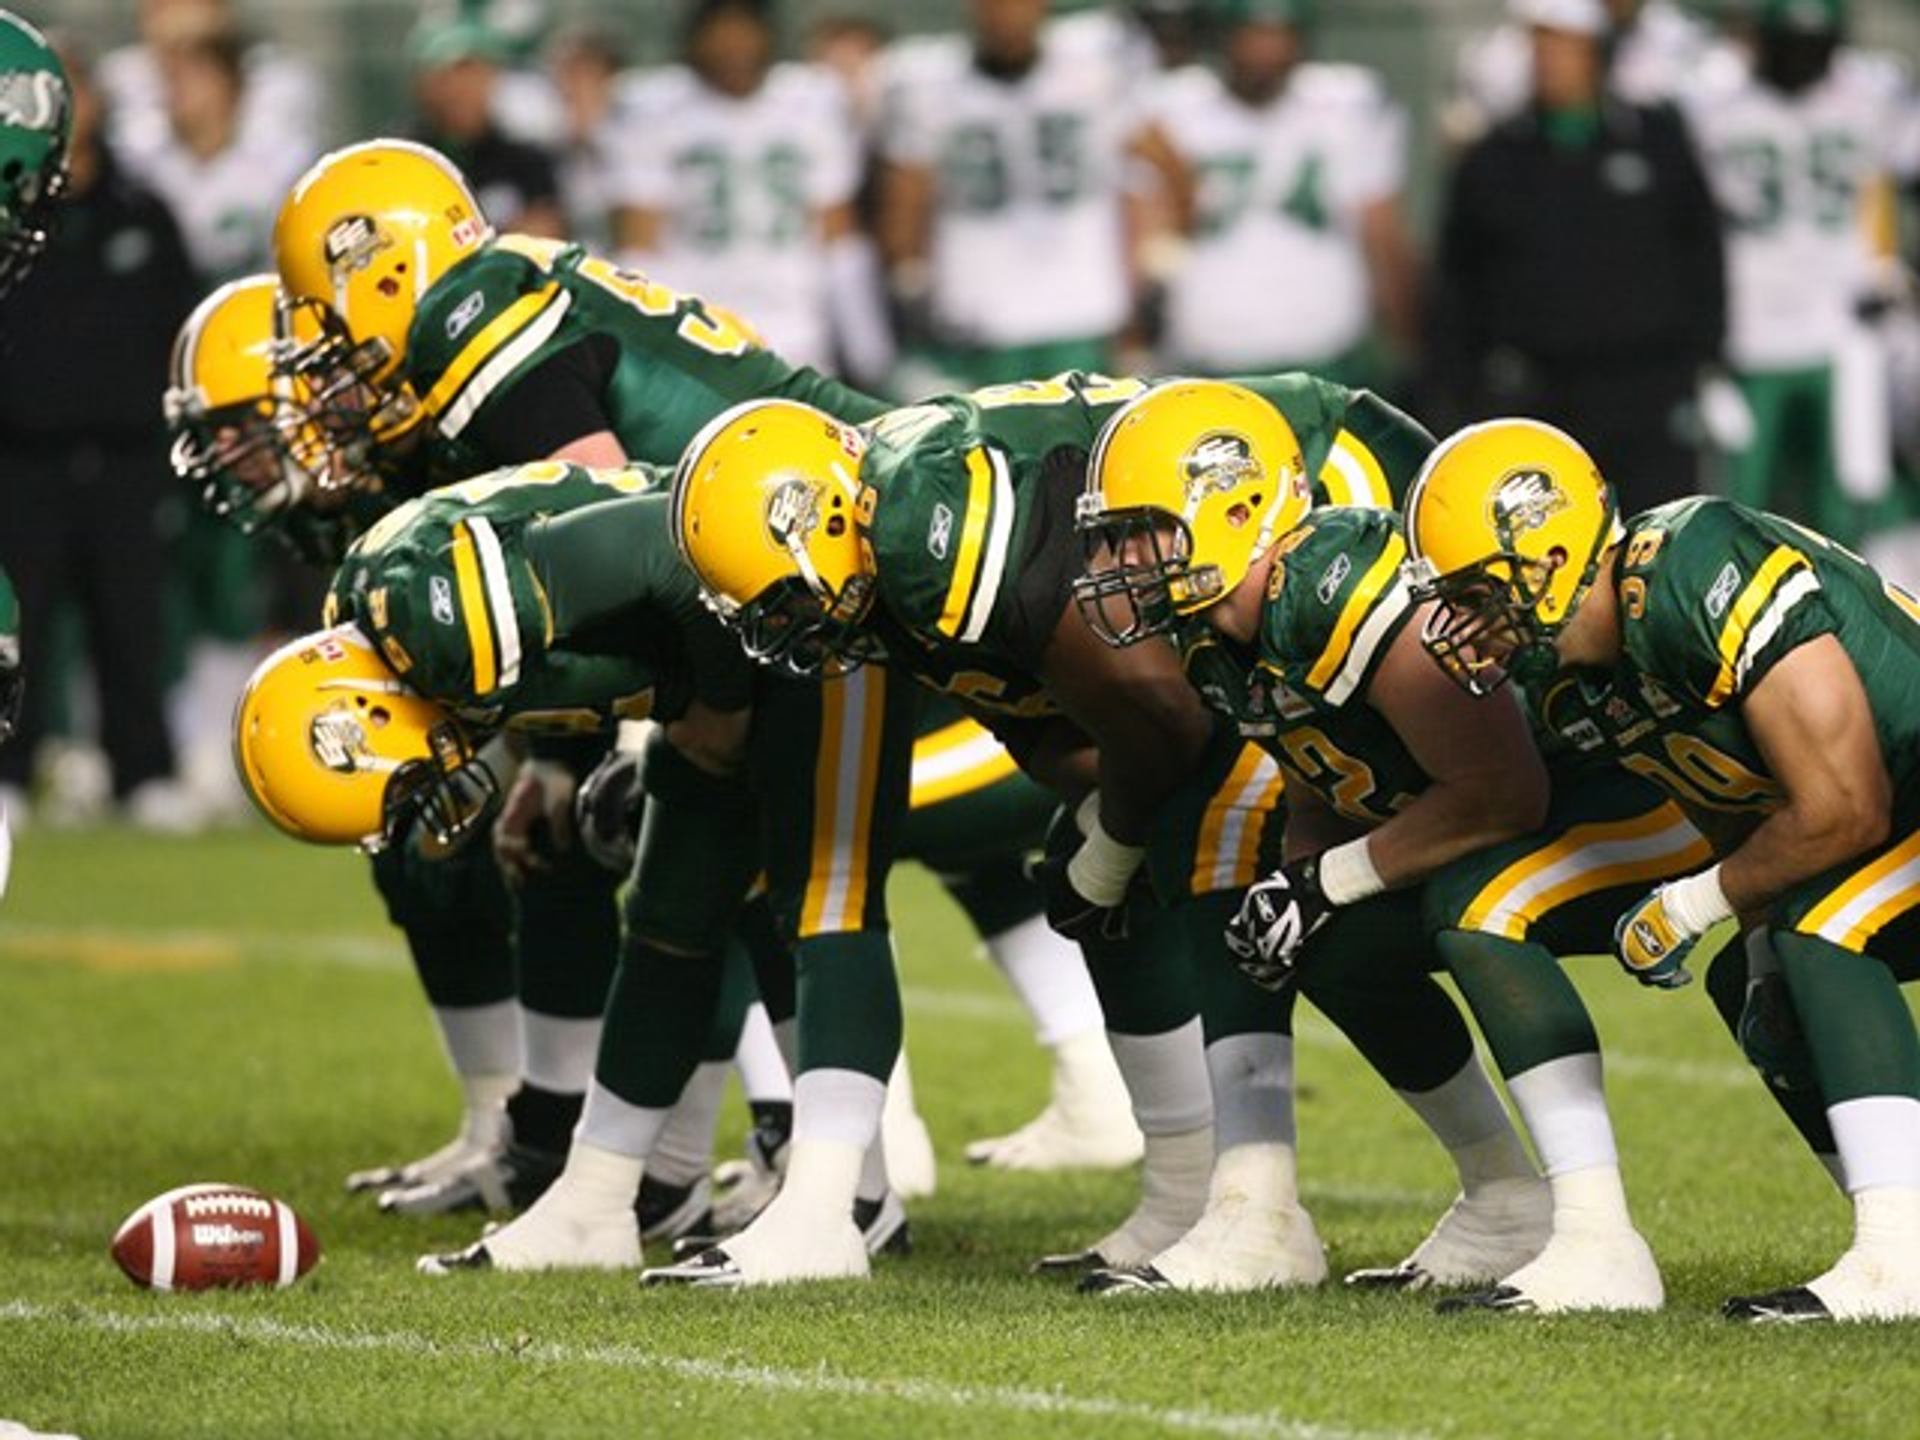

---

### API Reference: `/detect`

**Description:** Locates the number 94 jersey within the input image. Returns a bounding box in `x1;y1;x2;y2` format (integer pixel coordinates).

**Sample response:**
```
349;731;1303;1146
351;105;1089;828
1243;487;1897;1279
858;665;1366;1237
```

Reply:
325;461;753;734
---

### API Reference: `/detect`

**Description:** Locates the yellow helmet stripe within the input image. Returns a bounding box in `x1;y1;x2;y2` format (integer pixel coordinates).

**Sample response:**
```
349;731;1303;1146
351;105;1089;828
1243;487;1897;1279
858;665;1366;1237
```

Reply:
422;283;571;438
1706;545;1814;707
449;521;500;696
1306;533;1407;701
936;446;1014;643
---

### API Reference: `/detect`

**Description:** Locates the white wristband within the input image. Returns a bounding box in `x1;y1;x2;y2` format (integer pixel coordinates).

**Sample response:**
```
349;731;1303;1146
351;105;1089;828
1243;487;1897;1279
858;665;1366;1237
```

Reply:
1318;838;1386;906
1067;801;1147;908
1662;865;1734;937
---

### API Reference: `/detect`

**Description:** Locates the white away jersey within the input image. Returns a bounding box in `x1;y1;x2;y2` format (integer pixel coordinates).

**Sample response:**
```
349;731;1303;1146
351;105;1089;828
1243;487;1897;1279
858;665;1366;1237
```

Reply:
880;18;1139;348
609;62;861;370
130;130;315;282
1685;47;1920;369
1150;62;1406;370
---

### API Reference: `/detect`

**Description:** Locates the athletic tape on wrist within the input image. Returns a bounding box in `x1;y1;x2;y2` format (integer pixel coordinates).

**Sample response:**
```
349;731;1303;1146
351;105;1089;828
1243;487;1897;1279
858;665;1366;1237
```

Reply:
1663;865;1733;936
1318;838;1386;906
1067;809;1147;908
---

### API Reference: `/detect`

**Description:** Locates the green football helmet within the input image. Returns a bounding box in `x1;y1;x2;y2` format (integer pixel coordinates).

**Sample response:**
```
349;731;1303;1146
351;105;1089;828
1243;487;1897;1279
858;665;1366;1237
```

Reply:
0;11;70;298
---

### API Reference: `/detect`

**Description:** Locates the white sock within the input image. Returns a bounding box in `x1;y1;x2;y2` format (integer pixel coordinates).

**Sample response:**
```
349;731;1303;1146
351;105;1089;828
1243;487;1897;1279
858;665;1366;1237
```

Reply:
432;999;523;1083
1397;1052;1537;1189
1108;1018;1214;1135
522;1011;602;1095
857;1133;890;1205
1504;1051;1620;1178
575;1080;670;1160
735;1003;792;1104
986;913;1105;1047
648;1060;730;1188
1138;1126;1216;1236
1207;1033;1296;1151
1830;1095;1920;1192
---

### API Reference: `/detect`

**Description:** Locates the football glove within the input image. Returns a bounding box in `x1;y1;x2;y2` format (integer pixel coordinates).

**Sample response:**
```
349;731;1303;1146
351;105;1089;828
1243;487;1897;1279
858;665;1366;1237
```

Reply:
1225;857;1333;992
574;748;644;875
1035;850;1134;944
1612;886;1704;989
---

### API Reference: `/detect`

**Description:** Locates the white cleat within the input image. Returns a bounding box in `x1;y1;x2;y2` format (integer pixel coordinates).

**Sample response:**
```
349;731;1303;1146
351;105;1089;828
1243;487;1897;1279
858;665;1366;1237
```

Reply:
416;1144;642;1275
967;1030;1143;1173
643;1211;869;1289
1727;1189;1920;1323
348;1107;509;1195
1346;1177;1553;1291
882;1096;937;1201
1437;1223;1664;1315
1032;1126;1212;1276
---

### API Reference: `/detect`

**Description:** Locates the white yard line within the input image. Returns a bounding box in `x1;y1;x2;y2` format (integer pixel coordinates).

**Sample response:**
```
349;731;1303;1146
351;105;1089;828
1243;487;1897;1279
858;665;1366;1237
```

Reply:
0;1301;1429;1440
0;922;1764;1089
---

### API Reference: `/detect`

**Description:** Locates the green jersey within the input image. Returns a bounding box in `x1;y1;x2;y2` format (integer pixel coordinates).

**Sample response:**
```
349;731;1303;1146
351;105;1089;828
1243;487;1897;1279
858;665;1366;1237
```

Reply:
1531;497;1920;818
327;461;752;734
405;235;887;476
861;369;1389;723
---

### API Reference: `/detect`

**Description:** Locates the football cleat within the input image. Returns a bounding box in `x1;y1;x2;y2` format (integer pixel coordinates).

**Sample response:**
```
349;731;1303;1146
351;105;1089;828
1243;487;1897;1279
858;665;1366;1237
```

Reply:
640;1245;748;1289
965;1031;1143;1173
378;1141;563;1217
1078;1264;1176;1295
1435;1224;1663;1315
853;1191;913;1258
635;1175;714;1246
347;1106;508;1195
416;1182;642;1275
1722;1287;1835;1324
1033;1127;1212;1276
1345;1177;1552;1291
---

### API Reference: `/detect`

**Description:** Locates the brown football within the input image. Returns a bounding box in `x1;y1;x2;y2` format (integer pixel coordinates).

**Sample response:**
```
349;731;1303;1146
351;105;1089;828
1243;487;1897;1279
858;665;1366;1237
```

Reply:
111;1183;321;1291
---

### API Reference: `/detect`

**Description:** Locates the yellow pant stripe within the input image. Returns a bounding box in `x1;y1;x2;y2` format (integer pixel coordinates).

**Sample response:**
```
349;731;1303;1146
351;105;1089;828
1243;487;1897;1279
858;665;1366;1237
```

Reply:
1800;826;1920;952
1306;533;1406;693
1708;544;1809;707
910;718;1018;810
1189;744;1285;896
1461;804;1708;941
799;670;886;937
1319;429;1393;509
448;522;497;696
421;282;563;421
936;448;995;639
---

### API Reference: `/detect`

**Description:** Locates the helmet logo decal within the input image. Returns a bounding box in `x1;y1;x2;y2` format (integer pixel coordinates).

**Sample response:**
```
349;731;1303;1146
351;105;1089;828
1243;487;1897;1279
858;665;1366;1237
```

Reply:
322;215;392;276
310;708;372;775
1180;432;1259;504
1491;469;1568;537
765;478;820;550
0;69;64;133
927;503;954;561
429;575;456;626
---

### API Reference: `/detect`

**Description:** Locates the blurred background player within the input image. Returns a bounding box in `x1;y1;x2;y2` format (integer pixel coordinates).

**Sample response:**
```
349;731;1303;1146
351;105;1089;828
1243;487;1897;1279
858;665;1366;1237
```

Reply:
610;0;893;389
0;33;199;830
876;0;1154;389
1139;0;1419;389
1424;0;1728;514
1682;0;1920;549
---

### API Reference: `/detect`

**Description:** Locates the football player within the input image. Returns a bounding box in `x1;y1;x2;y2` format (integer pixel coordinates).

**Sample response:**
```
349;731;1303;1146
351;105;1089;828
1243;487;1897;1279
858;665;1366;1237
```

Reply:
670;371;1549;1294
1075;381;1712;1311
1404;418;1920;1323
609;0;893;387
1139;0;1418;383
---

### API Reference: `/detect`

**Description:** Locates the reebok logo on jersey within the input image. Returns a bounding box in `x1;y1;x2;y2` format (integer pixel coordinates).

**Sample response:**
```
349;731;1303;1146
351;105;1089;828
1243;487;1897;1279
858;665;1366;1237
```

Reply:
429;575;456;626
1492;469;1568;537
928;503;954;560
1706;562;1740;620
1316;553;1352;605
446;290;486;341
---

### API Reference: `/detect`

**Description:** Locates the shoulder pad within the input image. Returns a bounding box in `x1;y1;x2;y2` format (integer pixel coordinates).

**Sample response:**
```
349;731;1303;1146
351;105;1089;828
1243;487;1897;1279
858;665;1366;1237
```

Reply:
1149;64;1223;115
1265;508;1412;707
1290;63;1388;111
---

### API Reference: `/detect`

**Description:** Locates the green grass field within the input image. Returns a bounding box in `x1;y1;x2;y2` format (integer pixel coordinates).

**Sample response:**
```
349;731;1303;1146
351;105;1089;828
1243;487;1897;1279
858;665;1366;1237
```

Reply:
2;827;1916;1440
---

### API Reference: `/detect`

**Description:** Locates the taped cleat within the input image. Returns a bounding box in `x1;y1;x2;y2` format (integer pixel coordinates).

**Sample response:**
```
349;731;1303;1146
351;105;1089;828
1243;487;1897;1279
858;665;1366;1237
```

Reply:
966;1030;1142;1173
1078;1264;1175;1295
1032;1247;1110;1277
1435;1224;1663;1315
1032;1126;1212;1276
378;1140;564;1217
348;1098;511;1194
1435;1283;1536;1315
415;1141;644;1274
636;1174;713;1246
1345;1177;1552;1291
1133;1144;1327;1293
641;1246;745;1288
416;1240;496;1276
1723;1286;1834;1324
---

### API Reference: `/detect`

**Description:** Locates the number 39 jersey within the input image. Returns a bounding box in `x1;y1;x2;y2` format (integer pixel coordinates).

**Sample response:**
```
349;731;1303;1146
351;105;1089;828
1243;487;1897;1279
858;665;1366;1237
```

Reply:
1147;62;1407;372
609;63;863;371
403;234;886;476
878;14;1140;347
1534;498;1920;819
326;462;753;734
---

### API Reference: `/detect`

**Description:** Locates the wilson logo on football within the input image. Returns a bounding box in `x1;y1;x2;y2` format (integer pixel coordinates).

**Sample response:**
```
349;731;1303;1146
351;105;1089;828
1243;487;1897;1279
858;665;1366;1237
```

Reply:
1492;469;1569;537
192;1223;265;1248
323;214;391;276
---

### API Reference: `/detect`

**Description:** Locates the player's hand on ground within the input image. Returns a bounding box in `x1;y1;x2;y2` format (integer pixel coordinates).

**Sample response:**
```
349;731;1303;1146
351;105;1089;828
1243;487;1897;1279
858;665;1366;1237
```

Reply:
493;761;577;885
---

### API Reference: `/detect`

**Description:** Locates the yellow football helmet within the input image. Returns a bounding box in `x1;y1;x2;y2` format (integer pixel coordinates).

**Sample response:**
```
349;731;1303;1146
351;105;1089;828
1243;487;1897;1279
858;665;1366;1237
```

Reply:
1401;418;1621;695
1074;380;1310;645
234;625;494;849
164;274;334;535
670;398;885;675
